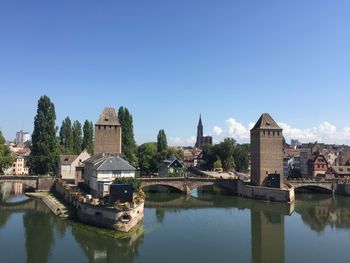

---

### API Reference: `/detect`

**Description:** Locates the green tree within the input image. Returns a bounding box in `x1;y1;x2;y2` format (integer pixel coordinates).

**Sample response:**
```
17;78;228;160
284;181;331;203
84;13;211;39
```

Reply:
214;138;236;171
213;158;223;170
82;120;94;154
167;147;184;160
0;130;14;174
29;95;58;175
59;117;73;154
72;120;82;155
156;129;168;163
137;142;158;175
201;144;216;170
157;129;168;153
118;107;137;166
234;144;250;172
201;138;237;172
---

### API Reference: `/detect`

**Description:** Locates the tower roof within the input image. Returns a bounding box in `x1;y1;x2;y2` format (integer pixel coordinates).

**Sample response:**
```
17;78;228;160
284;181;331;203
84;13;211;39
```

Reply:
251;113;282;131
198;114;203;126
96;107;120;126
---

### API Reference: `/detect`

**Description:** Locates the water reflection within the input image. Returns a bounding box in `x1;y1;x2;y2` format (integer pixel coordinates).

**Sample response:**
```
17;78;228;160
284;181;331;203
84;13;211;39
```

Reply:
0;181;24;202
251;210;284;263
23;211;55;263
2;182;350;263
295;194;350;232
71;224;144;263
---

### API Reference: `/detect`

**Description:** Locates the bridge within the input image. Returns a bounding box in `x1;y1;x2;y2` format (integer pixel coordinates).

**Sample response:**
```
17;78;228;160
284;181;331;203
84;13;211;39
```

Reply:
286;179;336;194
0;175;55;191
140;177;237;194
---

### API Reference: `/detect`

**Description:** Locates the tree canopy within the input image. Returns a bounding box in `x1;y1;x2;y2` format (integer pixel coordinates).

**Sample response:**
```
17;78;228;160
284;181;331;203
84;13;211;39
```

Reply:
0;130;14;174
234;144;250;172
29;95;58;175
118;107;137;166
59;117;73;154
200;138;249;172
137;142;158;175
72;120;83;155
157;129;168;153
82;120;94;154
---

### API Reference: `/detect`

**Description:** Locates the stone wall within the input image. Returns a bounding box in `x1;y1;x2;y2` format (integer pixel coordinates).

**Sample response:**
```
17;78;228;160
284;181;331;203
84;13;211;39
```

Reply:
236;180;294;203
335;184;350;196
94;125;122;154
37;176;55;191
251;129;283;186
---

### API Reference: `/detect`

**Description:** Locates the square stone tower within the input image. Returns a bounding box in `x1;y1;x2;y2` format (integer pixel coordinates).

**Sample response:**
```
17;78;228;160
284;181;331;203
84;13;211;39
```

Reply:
94;107;122;154
250;113;283;186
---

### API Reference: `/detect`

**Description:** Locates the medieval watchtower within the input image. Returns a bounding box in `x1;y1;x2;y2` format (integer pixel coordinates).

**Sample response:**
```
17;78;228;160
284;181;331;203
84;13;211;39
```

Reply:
94;107;122;154
250;113;283;186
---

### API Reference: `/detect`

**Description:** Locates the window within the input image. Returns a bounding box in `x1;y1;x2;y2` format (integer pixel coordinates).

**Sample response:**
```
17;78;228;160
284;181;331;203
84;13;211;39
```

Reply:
318;164;320;168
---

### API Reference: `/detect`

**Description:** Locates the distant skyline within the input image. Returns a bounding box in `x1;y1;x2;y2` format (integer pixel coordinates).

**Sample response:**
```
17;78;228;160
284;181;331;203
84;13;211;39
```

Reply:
1;1;350;145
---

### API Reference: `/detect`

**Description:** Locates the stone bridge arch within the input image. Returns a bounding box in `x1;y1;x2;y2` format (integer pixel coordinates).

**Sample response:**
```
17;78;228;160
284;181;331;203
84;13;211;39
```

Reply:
141;181;184;193
140;178;236;194
287;180;335;194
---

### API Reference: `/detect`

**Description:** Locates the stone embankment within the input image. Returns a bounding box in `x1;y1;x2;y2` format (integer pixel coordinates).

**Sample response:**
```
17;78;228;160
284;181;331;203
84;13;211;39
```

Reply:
26;192;69;218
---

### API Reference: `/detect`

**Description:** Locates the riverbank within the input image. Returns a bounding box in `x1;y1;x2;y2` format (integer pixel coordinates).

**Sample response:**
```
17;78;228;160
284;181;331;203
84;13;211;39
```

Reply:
25;192;70;218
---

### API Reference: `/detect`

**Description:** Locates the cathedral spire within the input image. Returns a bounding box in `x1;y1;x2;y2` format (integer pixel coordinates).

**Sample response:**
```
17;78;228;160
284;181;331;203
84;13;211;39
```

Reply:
198;114;202;127
195;114;204;148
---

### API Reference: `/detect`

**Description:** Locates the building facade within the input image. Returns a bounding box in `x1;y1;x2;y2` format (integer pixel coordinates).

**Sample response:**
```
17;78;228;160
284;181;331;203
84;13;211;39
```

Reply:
15;130;30;146
159;159;185;177
311;153;329;177
57;150;91;181
11;155;29;175
250;113;283;186
94;107;122;155
84;153;136;197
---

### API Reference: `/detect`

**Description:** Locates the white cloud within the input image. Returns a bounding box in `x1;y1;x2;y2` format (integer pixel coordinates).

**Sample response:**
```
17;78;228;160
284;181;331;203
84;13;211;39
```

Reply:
225;118;250;139
169;119;350;146
213;126;223;136
186;136;196;144
169;137;184;146
278;122;317;142
169;136;197;146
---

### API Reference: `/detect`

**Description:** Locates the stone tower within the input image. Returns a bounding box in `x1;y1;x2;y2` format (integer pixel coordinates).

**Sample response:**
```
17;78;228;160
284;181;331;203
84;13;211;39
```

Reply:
195;115;203;148
94;107;122;154
250;113;283;186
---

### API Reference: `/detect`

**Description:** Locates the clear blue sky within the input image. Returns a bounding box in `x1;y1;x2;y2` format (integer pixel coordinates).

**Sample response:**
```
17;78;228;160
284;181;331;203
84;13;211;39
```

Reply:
1;0;350;145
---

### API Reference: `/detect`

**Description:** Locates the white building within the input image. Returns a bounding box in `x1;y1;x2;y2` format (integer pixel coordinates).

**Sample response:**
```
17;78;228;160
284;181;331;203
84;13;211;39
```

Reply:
16;130;30;145
58;150;91;182
84;153;136;197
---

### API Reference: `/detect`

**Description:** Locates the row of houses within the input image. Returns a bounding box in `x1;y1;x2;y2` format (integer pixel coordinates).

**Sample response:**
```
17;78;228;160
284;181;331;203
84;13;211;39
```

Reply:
283;141;350;179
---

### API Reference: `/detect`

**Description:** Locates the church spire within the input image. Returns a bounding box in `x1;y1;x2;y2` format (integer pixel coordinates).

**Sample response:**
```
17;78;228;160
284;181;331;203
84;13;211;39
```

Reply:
195;114;204;148
198;114;203;127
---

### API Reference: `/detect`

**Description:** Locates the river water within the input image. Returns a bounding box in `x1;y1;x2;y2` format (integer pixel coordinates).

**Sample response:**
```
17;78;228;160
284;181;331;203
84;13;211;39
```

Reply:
1;182;350;263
